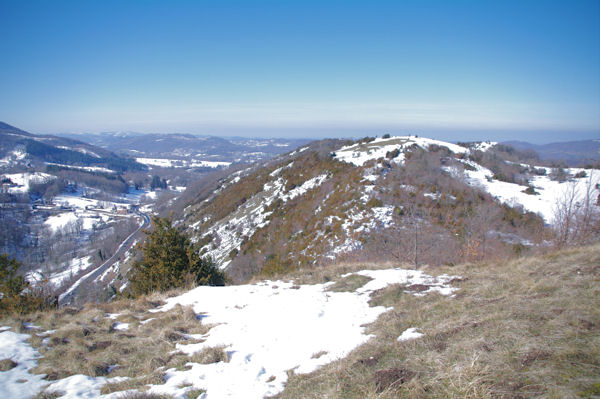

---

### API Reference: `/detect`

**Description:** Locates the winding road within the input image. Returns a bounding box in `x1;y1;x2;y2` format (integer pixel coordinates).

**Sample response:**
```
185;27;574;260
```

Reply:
58;208;151;305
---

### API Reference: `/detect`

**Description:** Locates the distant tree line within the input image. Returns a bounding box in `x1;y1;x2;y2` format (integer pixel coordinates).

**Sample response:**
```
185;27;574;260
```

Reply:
150;175;168;190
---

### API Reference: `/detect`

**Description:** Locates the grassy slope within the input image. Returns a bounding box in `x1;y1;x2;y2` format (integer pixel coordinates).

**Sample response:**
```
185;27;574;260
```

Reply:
1;245;598;398
279;244;600;399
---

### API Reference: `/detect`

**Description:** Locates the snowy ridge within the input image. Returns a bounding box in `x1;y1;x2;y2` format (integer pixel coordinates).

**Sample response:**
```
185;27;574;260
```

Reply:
333;135;599;224
334;135;468;167
56;146;102;158
472;141;497;152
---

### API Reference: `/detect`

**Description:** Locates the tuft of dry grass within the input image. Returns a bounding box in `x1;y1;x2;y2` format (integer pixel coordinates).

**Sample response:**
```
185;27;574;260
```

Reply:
278;244;600;398
0;358;18;371
326;274;373;293
0;289;213;396
113;392;173;399
188;345;230;365
33;391;64;399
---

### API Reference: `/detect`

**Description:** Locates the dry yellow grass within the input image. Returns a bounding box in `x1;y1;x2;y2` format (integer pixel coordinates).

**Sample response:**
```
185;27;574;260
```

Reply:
0;291;213;396
278;244;600;398
3;245;599;398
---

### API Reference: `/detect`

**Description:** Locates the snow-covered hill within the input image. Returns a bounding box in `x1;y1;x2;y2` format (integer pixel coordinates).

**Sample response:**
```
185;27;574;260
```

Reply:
180;135;600;281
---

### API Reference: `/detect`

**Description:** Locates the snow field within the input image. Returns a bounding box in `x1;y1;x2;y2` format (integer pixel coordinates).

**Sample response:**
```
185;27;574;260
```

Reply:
136;158;231;169
0;268;457;398
461;162;600;223
1;172;56;194
0;330;47;398
146;268;458;398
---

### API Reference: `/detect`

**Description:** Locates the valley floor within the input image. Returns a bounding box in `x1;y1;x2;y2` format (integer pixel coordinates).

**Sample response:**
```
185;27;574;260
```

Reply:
0;244;599;398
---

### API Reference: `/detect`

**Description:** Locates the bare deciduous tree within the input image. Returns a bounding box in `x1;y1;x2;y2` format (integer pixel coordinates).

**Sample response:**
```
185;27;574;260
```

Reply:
553;171;600;248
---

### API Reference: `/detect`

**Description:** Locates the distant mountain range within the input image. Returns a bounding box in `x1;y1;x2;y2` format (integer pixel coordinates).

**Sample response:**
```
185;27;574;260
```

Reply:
503;139;600;166
57;131;312;162
0;122;145;172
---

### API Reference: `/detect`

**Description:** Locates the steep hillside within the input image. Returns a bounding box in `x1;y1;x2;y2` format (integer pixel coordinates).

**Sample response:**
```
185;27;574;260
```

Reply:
0;122;145;173
180;135;600;282
0;123;157;299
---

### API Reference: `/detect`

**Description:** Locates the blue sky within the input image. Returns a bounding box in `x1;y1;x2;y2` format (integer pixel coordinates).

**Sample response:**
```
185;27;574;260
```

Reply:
1;0;599;143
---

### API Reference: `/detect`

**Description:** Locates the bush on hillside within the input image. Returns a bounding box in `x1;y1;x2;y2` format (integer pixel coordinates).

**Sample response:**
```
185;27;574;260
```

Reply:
129;217;226;296
0;254;57;314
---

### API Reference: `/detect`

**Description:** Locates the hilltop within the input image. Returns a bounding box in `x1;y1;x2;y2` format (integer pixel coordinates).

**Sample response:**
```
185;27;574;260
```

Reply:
177;135;599;283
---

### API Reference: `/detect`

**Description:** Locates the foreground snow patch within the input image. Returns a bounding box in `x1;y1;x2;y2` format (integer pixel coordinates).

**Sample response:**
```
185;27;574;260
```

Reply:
397;327;424;342
0;329;127;399
0;330;47;398
148;268;458;398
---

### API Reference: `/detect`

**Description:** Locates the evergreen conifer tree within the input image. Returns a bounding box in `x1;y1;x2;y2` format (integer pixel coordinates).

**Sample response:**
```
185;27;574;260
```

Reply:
129;217;225;296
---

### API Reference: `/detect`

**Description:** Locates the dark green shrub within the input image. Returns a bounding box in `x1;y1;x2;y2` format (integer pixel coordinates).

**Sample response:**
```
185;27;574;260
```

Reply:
0;254;57;314
129;217;226;296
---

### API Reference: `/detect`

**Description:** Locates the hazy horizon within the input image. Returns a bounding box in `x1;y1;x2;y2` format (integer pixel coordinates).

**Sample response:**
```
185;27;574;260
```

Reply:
1;1;599;144
35;125;598;146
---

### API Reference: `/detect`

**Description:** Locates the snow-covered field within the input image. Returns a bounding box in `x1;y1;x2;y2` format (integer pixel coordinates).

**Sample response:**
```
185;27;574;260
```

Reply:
27;256;94;289
0;268;457;399
45;162;115;174
1;172;56;194
460;161;600;223
136;158;231;169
